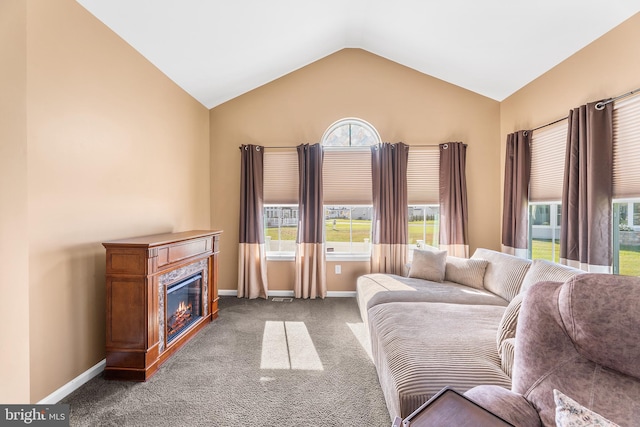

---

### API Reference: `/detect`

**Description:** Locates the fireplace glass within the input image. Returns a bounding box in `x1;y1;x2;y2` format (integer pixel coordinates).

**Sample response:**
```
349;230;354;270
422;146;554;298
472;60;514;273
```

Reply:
166;273;202;343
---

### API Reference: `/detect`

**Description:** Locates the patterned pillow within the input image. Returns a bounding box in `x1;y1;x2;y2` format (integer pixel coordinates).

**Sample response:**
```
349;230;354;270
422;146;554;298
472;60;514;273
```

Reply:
444;256;489;289
408;249;447;282
554;389;620;427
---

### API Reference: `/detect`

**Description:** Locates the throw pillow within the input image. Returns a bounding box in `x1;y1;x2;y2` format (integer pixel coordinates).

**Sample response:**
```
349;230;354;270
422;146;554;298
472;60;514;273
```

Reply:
554;389;620;427
520;259;583;293
496;292;524;353
444;256;489;289
499;338;515;378
471;248;531;302
408;248;447;282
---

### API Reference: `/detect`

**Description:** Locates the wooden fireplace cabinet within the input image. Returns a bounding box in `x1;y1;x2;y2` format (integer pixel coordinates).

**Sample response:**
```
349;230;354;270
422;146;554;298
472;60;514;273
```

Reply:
102;230;222;381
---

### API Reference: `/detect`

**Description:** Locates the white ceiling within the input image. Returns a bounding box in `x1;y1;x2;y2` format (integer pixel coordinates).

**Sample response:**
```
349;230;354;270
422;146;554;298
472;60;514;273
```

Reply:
76;0;639;109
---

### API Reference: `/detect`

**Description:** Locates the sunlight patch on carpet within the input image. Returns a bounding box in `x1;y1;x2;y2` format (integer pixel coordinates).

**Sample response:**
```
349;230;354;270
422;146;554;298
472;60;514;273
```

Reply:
347;322;373;361
260;321;324;370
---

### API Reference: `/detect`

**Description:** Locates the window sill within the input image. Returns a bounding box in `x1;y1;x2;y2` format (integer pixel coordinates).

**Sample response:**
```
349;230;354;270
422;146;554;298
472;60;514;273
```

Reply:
266;253;371;262
326;253;370;262
266;253;295;262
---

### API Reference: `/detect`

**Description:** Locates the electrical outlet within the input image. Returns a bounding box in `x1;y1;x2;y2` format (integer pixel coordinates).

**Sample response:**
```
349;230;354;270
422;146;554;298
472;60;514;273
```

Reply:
335;265;341;274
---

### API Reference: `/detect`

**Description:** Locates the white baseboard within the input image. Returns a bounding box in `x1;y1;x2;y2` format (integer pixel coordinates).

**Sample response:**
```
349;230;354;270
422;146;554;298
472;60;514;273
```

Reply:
38;359;105;404
267;290;294;297
326;291;357;297
219;290;356;298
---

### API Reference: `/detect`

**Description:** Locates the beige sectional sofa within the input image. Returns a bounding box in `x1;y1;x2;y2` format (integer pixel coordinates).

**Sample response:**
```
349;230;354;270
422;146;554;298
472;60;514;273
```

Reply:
357;248;582;420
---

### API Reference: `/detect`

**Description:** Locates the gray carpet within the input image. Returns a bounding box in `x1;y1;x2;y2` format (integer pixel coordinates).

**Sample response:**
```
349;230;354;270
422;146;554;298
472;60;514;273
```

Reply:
63;296;390;426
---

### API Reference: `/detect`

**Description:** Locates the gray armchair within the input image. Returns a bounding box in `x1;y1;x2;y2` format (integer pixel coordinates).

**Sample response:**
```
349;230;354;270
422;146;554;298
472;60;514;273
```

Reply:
464;273;640;427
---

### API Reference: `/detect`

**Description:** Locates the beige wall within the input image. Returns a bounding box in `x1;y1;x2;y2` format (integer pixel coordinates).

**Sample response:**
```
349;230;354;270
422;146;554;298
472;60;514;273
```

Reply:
0;0;30;403
5;2;635;404
8;0;211;402
500;13;640;164
210;49;502;292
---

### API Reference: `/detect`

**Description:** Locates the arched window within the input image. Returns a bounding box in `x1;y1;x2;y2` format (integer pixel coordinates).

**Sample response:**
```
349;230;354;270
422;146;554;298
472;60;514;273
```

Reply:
322;118;380;256
321;118;381;147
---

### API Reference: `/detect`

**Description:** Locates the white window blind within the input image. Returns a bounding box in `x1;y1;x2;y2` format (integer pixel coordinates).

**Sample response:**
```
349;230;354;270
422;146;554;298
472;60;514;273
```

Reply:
323;147;372;204
263;150;298;204
613;95;640;199
530;122;568;202
407;147;439;204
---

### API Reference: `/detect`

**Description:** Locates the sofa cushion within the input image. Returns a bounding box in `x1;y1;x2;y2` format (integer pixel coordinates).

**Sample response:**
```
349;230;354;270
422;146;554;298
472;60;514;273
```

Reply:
558;274;640;379
496;292;524;354
465;386;542;427
513;278;640;427
368;301;511;419
521;259;583;293
472;248;531;302
444;256;489;289
554;390;620;427
356;273;509;327
408;248;447;282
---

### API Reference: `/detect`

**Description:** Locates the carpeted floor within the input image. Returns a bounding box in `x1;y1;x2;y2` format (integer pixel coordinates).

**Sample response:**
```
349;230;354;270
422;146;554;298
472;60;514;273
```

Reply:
63;296;390;426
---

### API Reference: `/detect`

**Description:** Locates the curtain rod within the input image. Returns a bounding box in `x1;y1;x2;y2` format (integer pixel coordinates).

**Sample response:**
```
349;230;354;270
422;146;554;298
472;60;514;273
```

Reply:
595;87;640;110
238;145;294;150
239;143;441;150
524;86;640;136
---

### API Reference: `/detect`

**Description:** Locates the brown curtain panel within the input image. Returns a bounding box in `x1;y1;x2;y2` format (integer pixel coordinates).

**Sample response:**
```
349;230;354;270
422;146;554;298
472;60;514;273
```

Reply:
295;143;326;299
238;144;269;299
560;101;613;272
439;142;469;257
502;131;531;257
370;142;409;274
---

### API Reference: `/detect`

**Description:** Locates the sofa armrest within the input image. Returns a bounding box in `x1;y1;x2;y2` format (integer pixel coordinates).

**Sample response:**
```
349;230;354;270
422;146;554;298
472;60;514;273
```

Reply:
464;385;542;427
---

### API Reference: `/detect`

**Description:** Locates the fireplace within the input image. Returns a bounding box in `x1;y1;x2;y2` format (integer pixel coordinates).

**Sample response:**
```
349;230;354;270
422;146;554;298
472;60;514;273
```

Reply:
103;230;221;381
166;273;202;343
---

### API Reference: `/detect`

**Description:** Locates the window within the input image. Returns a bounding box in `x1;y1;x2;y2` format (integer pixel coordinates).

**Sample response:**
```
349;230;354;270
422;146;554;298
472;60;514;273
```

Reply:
264;205;298;255
612;95;640;276
528;122;566;263
263;150;298;257
613;200;640;276
407;147;440;258
322;118;379;256
263;117;443;259
324;206;372;255
529;203;561;263
408;205;439;254
322;118;381;147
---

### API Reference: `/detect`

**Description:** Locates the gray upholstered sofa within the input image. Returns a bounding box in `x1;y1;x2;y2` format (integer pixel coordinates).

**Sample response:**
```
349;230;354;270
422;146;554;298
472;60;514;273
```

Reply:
464;274;640;427
356;248;582;420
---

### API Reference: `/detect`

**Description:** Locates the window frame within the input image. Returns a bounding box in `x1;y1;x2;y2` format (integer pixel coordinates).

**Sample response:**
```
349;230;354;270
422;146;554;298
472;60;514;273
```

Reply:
264;204;298;260
322;118;380;260
612;198;640;275
528;201;562;263
321;117;382;147
407;204;440;260
323;205;373;260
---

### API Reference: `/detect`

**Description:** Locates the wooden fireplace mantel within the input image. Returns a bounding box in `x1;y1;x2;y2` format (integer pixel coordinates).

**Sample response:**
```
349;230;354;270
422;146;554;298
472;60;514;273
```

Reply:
102;229;222;381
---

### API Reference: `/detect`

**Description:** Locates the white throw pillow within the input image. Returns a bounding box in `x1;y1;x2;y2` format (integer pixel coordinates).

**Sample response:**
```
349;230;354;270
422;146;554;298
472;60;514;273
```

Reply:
496;292;524;353
444;256;489;289
554;389;620;427
408;249;447;282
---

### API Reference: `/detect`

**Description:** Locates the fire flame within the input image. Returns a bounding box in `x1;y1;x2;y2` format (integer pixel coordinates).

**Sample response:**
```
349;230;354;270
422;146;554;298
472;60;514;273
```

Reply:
177;301;188;313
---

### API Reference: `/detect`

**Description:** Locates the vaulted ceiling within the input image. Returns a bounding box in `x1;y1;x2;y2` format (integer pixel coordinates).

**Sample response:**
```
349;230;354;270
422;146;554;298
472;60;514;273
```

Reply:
76;1;639;109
